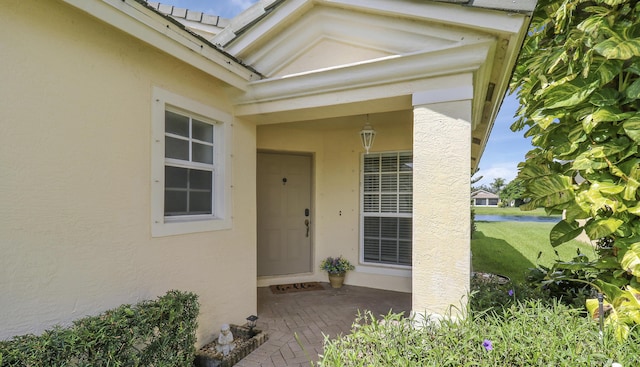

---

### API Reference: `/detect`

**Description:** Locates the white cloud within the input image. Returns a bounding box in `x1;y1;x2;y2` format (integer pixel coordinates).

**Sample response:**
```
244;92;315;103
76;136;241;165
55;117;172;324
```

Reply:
215;0;259;17
475;162;519;186
230;0;258;9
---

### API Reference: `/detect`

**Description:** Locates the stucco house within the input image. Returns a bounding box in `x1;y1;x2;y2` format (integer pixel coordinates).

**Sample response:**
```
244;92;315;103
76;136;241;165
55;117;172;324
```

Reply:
1;0;535;344
471;189;500;207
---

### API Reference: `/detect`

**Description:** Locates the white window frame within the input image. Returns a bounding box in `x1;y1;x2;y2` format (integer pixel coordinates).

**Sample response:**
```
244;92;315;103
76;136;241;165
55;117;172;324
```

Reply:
359;150;413;270
151;87;232;237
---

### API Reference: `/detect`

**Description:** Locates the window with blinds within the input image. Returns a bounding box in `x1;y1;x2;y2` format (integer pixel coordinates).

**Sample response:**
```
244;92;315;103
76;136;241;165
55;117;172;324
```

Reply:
361;151;413;266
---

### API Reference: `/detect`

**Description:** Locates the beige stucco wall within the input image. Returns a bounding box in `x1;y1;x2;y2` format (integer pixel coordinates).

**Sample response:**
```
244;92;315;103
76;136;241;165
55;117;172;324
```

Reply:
257;111;413;292
412;100;472;319
0;0;255;345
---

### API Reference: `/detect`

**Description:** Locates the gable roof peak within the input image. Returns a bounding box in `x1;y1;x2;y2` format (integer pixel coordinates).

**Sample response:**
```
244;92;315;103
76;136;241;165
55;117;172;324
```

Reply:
213;0;285;47
471;190;499;198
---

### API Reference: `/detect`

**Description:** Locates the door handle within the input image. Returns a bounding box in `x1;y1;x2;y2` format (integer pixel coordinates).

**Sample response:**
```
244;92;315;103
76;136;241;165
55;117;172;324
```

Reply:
305;219;310;237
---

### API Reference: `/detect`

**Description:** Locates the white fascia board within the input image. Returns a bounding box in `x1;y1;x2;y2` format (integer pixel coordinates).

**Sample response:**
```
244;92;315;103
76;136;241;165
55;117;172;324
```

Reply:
471;20;531;166
62;0;255;90
237;41;492;104
472;0;537;13
177;19;224;38
218;0;311;52
412;85;473;106
320;0;528;34
235;73;473;122
492;30;531;117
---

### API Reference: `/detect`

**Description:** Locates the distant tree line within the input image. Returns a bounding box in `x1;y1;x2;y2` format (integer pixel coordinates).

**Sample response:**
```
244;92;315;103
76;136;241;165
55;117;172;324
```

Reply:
472;177;527;207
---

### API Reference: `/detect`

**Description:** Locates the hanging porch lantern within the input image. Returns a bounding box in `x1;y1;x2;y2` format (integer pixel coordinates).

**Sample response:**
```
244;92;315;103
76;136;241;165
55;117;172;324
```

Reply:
359;115;376;154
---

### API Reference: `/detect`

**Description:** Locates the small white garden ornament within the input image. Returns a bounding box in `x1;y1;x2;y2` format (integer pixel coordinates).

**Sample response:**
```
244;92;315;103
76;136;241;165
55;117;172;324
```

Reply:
215;324;235;356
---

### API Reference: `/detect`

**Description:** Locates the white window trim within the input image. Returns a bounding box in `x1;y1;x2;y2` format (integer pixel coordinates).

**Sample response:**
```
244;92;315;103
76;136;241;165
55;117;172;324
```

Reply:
151;87;232;237
359;150;413;269
357;264;412;277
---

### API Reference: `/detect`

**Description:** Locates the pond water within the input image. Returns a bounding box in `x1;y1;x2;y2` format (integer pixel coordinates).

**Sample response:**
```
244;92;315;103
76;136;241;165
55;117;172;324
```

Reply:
475;215;560;223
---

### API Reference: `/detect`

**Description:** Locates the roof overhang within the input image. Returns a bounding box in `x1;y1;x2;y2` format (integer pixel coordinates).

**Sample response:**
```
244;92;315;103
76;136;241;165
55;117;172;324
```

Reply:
234;42;492;123
61;0;259;91
64;0;533;172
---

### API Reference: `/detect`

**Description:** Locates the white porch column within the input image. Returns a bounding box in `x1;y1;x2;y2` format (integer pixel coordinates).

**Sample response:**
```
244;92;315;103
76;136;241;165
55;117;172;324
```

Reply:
412;89;472;322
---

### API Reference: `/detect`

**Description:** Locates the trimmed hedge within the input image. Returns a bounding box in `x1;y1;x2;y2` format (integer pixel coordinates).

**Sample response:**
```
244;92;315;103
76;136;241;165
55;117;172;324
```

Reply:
0;290;199;367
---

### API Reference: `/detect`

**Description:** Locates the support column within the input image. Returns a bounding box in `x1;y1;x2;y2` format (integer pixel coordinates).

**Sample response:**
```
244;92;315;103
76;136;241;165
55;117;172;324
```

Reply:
412;92;472;322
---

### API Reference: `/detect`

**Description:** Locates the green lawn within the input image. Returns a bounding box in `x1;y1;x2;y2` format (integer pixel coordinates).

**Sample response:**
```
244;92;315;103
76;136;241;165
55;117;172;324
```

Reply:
471;221;595;283
472;206;560;217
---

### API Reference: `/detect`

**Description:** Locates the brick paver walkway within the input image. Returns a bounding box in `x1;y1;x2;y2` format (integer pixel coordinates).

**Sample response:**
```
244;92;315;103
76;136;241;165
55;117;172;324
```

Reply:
235;284;411;367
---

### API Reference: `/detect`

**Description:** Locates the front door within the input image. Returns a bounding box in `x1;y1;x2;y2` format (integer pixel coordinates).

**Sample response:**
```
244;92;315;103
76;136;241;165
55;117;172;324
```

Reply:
257;152;312;276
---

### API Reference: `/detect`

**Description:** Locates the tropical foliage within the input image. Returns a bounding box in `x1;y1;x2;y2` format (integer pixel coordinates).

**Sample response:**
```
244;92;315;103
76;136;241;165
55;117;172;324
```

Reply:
511;0;640;339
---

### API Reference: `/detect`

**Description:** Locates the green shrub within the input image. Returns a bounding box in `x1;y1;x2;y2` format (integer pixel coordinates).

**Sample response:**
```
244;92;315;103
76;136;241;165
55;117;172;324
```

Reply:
469;276;554;312
319;301;640;366
525;262;594;310
470;206;477;239
0;290;199;367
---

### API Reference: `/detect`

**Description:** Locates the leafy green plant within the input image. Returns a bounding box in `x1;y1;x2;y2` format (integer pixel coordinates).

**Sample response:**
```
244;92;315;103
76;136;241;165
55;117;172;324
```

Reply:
0;290;199;367
499;178;526;206
471;206;477;238
525;247;600;310
470;276;553;312
320;256;355;274
510;0;640;339
319;301;640;366
471;172;482;238
587;282;640;341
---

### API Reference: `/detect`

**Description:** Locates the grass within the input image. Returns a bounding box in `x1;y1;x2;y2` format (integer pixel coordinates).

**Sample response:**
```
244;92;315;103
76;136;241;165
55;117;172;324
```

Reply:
472;206;560;217
471;221;595;283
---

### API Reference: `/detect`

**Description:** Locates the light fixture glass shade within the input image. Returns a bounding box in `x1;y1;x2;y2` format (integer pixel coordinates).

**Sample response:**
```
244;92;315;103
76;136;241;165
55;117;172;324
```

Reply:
360;123;376;154
246;315;258;328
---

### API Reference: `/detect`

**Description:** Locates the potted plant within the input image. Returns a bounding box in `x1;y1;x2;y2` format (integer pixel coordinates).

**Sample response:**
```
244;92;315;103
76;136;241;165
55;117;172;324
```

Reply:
320;256;355;288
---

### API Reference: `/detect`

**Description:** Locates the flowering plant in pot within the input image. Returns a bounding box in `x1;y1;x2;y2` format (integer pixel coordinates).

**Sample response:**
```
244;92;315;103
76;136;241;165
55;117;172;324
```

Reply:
320;256;355;288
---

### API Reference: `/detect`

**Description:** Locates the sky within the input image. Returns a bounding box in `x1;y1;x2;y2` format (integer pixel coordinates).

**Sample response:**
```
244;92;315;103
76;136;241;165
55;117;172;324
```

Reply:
476;93;533;187
156;0;259;18
158;0;533;187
